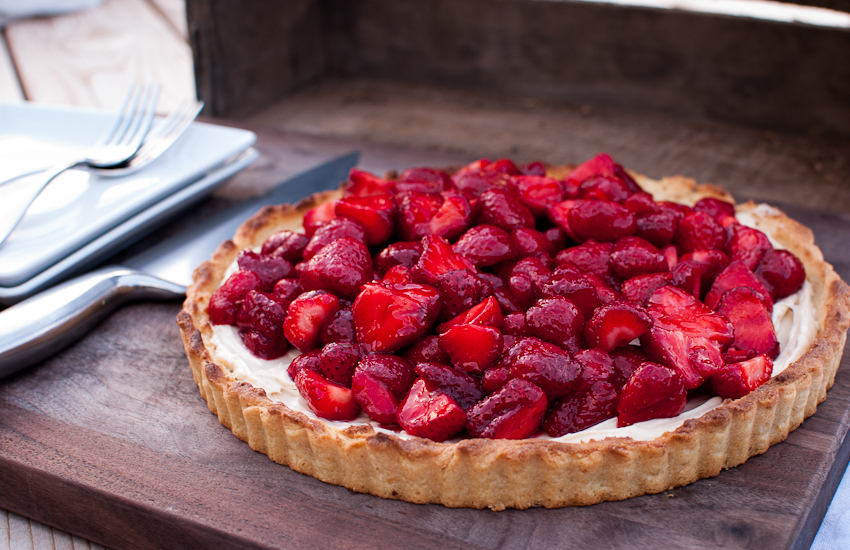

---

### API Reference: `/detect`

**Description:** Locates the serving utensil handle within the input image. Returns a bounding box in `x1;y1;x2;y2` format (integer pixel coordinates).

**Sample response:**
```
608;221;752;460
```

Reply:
0;266;186;379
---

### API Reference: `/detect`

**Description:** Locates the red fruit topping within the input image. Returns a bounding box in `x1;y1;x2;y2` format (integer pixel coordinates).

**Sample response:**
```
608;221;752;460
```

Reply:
755;249;806;299
623;192;658;215
437;295;504;333
439;324;503;374
397;378;467;441
302;202;337;237
609;347;649;389
635;209;680;248
453;172;495;201
694;197;736;223
479;189;535;230
511;256;553;292
704;260;773;312
555;241;614;280
578;175;633;202
617;362;687;427
294;369;360;421
493;286;523;314
381;264;412;285
396;167;452;194
453;224;517;267
272;278;302;310
642;286;734;389
542;381;619;436
669;259;702;297
610;236;668;279
660;201;694;218
352;282;441;352
301;237;373;300
351;371;400;424
680;250;730;290
375;241;422;274
238;330;287;361
318;342;365;386
509;337;581;399
621;272;672;305
584;302;652;352
503;312;529;336
707;354;773;399
414;362;484;409
283;290;341;352
335;193;397;246
547;199;579;241
319;308;356;344
356;353;416;398
236;289;288;338
539;271;600;319
411;235;475;285
574;348;616;390
466;378;548;439
565;153;641;193
402;334;451;365
520;161;547;176
482;363;511;394
512;175;565;215
715;287;780;360
237;250;293;291
345;168;393;197
727;224;772;271
526;296;585;354
430;192;472;241
568;200;636;243
674;211;725;254
209;270;262;325
661;245;678;270
434;269;492;321
303;217;367;261
396;191;442;241
261;230;309;262
511;227;556;258
287;349;321;380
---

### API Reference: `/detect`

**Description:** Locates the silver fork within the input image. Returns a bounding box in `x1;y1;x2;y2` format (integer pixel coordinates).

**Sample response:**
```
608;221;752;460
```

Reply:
0;83;161;245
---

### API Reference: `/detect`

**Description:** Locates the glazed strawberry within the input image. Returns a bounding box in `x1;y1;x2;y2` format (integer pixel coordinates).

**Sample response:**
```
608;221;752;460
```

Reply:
542;381;619;436
345;168;393;197
478;188;535;230
617;361;687;427
396;191;442;241
453;158;490;178
283;290;341;352
704;260;773;312
567;200;636;243
410;235;475;285
453;224;517;267
434;269;493;321
493;286;523;314
236;289;287;339
466;378;548;439
351;371;400;424
208;270;262;325
755;249;806;299
439;324;503;374
429;192;472;241
503;312;529;336
660;201;694;218
610;236;668;279
302;202;337;237
272;278;302;310
661;245;678;270
261;230;309;262
510;256;553;297
301;237;373;300
694;197;736;223
395;166;453;194
564;153;641;194
402;334;451;365
669;259;702;297
511;227;556;258
635;208;680;248
303;218;367;261
381;265;412;285
727;224;772;271
483;158;522;176
578;175;633;202
352;282;441;352
317;342;365;386
520;160;546;176
356;353;416;398
237;250;293;291
287;349;321;380
715;287;779;360
414;362;484;409
375;241;422;274
586;273;622;305
437;295;503;333
584;302;652;352
453;171;496;201
319;308;356;344
555;241;614;281
642;286;734;389
538;271;601;319
512;175;565;215
620;272;671;305
335;193;397;246
397;378;467;441
294;368;360;421
481;363;511;394
707;354;773;399
609;346;649;389
674;211;725;254
622;192;658;215
680;250;729;290
509;337;581;398
547;199;579;241
574;348;616;390
526;296;585;354
239;329;288;361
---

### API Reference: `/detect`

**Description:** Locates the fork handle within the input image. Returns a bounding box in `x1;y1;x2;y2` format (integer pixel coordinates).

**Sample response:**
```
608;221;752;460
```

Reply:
0;266;186;379
0;159;82;245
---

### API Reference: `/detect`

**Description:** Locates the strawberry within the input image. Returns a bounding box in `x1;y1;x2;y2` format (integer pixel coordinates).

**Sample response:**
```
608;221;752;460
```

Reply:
302;201;337;237
555;241;614;281
567;200;636;243
208;270;262;325
434;269;493;321
669;259;702;298
620;272;672;305
237;250;293;290
635;208;680;248
478;188;535;230
439;324;503;374
410;235;475;285
261;230;309;263
502;312;529;336
481;363;511;394
616;361;687;427
303;217;367;261
283;290;341;352
272;278;302;311
520;160;547;176
235;290;289;358
319;308;356;344
508;337;581;399
578;175;633;202
335;193;397;246
381;265;412;285
453;158;490;178
707;354;773;399
512;175;565;215
661;244;678;270
429;191;472;241
287;349;322;380
525;296;585;354
726;224;772;271
564;153;642;194
542;381;619;436
680;249;729;291
356;353;416;398
575;348;616;390
396;191;443;241
402;334;450;365
466;378;548;439
694;197;736;223
300;237;374;300
318;342;365;387
538;271;601;319
755;249;806;299
396;378;467;441
609;346;648;389
547;199;579;241
453;171;496;202
294;368;360;421
437;295;503;333
674;211;725;254
351;371;400;424
395;166;453;194
704;260;773;312
375;241;422;274
453;224;517;267
345;168;393;197
609;236;668;279
510;256;553;295
715;287;779;360
584;302;652;352
352;282;442;352
623;192;658;215
414;362;484;409
511;227;556;258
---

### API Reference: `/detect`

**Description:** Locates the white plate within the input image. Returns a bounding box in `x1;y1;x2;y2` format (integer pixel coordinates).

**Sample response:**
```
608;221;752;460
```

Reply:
0;103;256;288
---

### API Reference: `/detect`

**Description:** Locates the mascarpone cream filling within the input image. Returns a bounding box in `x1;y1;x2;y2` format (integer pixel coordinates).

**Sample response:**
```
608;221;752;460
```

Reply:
208;205;819;443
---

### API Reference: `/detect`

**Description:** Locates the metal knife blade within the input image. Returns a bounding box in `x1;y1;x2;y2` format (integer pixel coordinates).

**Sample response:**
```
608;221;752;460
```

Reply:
0;151;360;378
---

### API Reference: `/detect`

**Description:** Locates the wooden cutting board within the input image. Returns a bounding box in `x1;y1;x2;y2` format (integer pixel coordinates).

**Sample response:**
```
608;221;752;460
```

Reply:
0;129;849;550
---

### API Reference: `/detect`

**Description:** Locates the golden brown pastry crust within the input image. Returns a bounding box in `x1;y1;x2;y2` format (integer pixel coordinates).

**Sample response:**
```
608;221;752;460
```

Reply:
177;170;850;510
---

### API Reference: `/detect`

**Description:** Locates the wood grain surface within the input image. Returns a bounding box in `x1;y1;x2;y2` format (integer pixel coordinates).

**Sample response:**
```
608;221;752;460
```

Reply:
0;124;848;550
0;36;23;104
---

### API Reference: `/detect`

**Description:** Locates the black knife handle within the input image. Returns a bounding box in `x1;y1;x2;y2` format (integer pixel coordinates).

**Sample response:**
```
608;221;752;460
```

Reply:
0;266;186;379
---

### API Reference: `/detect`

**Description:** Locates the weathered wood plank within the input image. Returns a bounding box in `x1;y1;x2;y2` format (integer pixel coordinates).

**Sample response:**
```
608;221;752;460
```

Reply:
0;34;23;102
148;0;188;40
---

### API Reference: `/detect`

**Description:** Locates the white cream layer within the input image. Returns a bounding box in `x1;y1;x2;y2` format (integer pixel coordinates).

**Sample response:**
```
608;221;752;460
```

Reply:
208;205;819;443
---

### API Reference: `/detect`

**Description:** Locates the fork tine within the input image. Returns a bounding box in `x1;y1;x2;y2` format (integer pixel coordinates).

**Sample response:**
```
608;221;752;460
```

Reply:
129;100;202;165
97;83;140;146
146;99;192;141
120;84;161;149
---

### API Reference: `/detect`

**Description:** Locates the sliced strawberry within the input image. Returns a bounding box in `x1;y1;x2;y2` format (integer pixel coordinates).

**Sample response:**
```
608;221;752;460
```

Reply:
704;260;773;312
567;200;636;243
261;230;309;263
542;381;619;436
669;259;702;298
694;197;736;223
538;271;601;319
620;272;672;305
635;208;680;248
547;199;579;241
707;354;773;399
680;249;729;291
439;324;503;374
609;346;648;389
237;250;293;291
352;282;441;352
410;235;475;285
356;353;416;398
429;191;472;241
478;188;535;230
453;224;517;267
437;295;503;333
402;334;450;365
294;369;360;421
318;342;365;387
208;270;262;325
555;241;614;281
481;363;511;394
716;287;780;360
510;256;553;296
302;202;337;237
520;160;547;176
511;227;556;258
235;290;289;358
509;337;581;399
381;264;412;285
674;211;725;254
610;236;668;279
396;191;443;241
503;312;529;336
351;371;400;424
414;362;484;409
584;302;652;352
726;224;772;271
755;249;806;299
622;192;659;215
283;290;341;352
335;193;397;246
272;278;302;311
565;153;641;194
345;168;393;197
526;296;585;354
375;241;422;274
287;349;322;380
466;378;548;439
453;158;490;178
574;348;616;390
434;269;493;321
319;308;356;344
303;217;367;261
661;244;678;270
396;378;467;441
301;237;374;300
395;166;453;194
578;175;633;202
512;175;565;215
616;361;687;427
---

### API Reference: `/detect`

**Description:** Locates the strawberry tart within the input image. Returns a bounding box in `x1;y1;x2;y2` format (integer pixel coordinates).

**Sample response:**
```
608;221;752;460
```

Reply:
177;154;850;509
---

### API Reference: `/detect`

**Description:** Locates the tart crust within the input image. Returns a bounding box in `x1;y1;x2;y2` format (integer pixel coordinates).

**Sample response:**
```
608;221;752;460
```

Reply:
177;171;850;510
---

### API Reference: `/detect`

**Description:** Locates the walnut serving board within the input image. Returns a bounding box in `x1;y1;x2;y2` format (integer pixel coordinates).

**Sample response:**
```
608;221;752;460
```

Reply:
1;133;849;550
